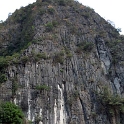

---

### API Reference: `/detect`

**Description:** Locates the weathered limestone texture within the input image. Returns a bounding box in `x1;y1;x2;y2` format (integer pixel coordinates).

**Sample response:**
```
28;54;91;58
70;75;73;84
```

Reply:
0;0;124;124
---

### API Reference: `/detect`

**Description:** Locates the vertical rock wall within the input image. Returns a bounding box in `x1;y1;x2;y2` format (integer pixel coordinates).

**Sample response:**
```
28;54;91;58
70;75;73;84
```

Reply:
0;37;123;124
0;0;124;124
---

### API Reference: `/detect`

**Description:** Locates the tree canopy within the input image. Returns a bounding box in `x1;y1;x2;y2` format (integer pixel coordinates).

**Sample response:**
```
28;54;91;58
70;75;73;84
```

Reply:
0;102;24;124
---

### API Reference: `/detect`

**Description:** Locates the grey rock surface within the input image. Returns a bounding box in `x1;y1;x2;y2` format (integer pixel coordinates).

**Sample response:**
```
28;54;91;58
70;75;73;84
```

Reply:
0;0;124;124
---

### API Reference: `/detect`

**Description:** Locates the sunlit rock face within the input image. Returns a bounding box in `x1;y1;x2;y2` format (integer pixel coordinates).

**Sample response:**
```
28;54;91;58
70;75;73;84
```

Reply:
0;0;124;124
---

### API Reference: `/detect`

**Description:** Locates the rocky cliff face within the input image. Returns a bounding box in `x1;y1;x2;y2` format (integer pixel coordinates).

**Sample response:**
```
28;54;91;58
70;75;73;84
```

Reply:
0;0;124;124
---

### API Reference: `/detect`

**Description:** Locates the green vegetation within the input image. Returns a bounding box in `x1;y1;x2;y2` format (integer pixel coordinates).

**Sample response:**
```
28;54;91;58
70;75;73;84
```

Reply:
47;7;55;14
0;54;19;67
58;0;66;6
0;54;20;85
45;22;54;32
28;120;33;124
20;56;29;64
11;78;18;96
98;31;107;37
35;116;42;124
31;51;47;62
60;68;64;72
20;52;48;63
76;41;94;53
45;21;58;32
5;5;35;55
66;52;73;59
0;57;9;70
80;42;94;51
98;87;124;115
64;47;73;59
106;39;123;64
38;9;46;16
0;102;24;124
36;84;50;91
0;73;7;84
0;6;36;85
53;51;64;64
35;53;47;60
81;6;94;19
82;7;92;19
82;11;90;19
57;0;73;6
0;51;48;85
53;49;72;64
0;57;8;85
52;20;58;27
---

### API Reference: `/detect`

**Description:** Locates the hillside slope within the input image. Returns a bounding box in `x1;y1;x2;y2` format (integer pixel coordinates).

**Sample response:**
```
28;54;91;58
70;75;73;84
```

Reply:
0;0;124;124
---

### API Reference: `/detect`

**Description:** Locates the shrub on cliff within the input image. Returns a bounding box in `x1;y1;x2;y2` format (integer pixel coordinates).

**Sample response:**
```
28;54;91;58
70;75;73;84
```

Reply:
53;51;64;64
0;102;24;124
98;87;124;115
76;41;94;53
36;84;50;91
0;73;7;84
45;22;54;32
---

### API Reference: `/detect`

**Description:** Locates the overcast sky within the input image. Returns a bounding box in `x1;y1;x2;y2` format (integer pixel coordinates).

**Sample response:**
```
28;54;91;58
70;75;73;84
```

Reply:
0;0;123;34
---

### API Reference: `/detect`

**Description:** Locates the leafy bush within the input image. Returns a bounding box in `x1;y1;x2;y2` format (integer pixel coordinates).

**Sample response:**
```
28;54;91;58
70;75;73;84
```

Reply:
45;22;54;32
36;84;50;91
48;7;55;14
0;102;24;124
12;78;18;96
98;87;124;115
76;42;94;53
5;5;35;56
45;21;58;32
83;42;94;51
66;53;73;59
58;0;66;6
31;52;47;62
53;51;64;64
0;73;7;84
64;47;73;59
20;56;29;64
106;39;123;64
0;55;20;85
81;6;94;19
38;9;46;15
52;20;58;27
36;53;47;60
82;12;90;19
11;53;20;64
0;57;9;70
0;55;19;69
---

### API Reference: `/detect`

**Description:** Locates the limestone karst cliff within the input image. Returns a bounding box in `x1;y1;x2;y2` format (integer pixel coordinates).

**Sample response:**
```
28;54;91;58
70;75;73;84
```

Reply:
0;0;124;124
